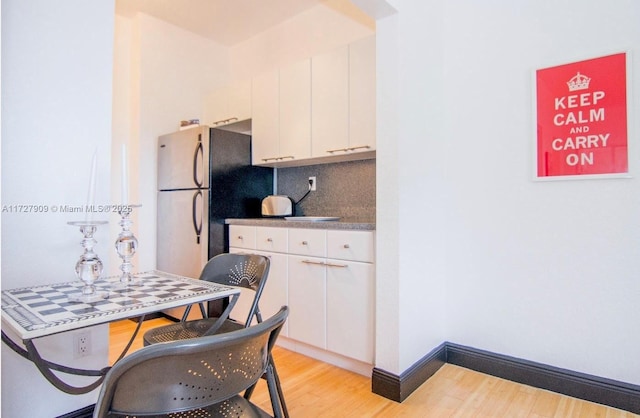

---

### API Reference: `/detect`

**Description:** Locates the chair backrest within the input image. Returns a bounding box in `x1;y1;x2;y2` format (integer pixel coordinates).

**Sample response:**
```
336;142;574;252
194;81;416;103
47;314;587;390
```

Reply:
93;306;288;418
200;253;270;325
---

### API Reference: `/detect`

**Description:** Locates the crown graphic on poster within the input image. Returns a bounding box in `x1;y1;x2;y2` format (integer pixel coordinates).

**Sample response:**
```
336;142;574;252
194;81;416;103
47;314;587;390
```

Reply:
567;72;591;91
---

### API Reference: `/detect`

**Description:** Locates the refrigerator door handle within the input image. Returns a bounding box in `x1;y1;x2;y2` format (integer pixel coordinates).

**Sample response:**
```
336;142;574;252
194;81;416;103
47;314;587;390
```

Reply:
193;135;204;188
192;190;203;244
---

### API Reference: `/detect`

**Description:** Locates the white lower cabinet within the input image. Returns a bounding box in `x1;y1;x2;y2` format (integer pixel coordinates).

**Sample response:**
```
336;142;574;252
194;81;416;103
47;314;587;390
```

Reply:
252;250;288;335
288;255;326;348
288;254;375;364
230;226;288;334
227;247;259;325
326;258;374;364
253;227;289;335
229;224;375;370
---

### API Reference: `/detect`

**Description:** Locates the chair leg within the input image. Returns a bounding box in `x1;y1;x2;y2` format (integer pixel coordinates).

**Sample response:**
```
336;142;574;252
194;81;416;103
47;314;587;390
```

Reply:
244;354;289;418
264;364;283;418
269;355;290;418
243;382;257;399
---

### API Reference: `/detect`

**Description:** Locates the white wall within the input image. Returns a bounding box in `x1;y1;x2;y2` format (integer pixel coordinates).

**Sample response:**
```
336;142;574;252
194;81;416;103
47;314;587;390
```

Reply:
374;0;640;385
443;0;640;385
230;1;374;79
114;14;228;271
373;2;449;374
1;0;114;416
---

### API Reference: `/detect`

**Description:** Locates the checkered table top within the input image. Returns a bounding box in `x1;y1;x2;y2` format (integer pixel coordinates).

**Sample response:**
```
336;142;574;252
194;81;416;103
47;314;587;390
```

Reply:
1;271;239;340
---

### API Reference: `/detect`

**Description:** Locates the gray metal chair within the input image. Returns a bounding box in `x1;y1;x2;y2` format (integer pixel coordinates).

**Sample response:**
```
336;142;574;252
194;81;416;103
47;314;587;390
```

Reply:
143;253;271;344
143;253;289;417
93;306;289;418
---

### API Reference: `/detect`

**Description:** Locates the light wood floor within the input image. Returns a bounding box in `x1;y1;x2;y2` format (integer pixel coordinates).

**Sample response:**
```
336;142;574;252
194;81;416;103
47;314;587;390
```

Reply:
109;318;638;417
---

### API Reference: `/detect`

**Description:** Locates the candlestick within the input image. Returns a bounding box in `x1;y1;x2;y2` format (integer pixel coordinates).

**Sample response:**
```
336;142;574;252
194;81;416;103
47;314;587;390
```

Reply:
114;204;142;288
121;144;128;205
68;220;109;302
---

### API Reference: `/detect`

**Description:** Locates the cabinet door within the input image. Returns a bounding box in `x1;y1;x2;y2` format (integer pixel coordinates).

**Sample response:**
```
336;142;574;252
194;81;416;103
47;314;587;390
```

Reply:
279;58;311;162
228;247;259;324
349;35;376;151
203;86;229;127
252;69;280;165
326;259;375;363
311;45;349;158
204;79;251;127
288;255;326;348
226;79;251;123
254;250;289;336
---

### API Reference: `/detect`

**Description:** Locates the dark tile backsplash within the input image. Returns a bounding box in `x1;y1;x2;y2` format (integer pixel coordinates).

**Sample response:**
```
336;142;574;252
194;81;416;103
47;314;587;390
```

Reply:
276;159;375;222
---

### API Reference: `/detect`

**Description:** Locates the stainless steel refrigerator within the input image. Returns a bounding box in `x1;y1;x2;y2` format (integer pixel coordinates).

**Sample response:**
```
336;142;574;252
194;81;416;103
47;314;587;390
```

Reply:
157;126;272;319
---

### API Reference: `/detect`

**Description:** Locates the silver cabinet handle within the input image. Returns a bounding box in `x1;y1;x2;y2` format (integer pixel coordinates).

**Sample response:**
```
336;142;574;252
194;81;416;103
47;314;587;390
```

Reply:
302;260;348;268
326;145;371;154
348;145;371;152
343;244;350;249
237;235;243;240
262;155;296;162
267;238;273;242
212;117;239;126
301;241;308;245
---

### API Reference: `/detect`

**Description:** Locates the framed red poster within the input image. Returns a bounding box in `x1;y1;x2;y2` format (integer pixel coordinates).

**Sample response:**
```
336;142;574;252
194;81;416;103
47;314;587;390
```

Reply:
535;52;630;180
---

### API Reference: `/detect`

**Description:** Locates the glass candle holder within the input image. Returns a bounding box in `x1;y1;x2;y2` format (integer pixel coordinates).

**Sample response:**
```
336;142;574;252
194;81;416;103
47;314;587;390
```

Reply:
67;220;109;303
115;204;142;287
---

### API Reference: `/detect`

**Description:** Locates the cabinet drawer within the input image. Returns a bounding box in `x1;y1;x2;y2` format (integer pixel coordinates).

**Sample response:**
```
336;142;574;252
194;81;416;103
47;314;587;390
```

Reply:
288;228;326;257
228;225;256;249
327;230;374;263
256;227;288;253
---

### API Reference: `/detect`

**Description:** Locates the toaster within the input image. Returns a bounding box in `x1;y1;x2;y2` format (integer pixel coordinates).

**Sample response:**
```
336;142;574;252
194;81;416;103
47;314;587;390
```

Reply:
261;195;293;217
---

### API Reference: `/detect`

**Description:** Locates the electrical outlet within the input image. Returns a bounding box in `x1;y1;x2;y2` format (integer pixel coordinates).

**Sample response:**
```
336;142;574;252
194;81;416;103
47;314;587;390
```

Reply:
309;176;317;191
74;331;91;358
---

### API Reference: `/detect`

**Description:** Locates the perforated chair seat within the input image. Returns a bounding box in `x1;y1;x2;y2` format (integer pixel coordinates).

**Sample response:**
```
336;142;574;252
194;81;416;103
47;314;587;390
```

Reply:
144;318;244;344
103;395;272;418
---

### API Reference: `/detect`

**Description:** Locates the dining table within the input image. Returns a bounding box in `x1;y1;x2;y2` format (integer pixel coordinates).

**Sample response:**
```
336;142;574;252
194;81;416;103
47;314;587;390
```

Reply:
1;270;240;395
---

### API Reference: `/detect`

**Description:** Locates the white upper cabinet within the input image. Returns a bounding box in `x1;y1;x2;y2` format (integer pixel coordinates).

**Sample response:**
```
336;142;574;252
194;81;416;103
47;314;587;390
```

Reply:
311;37;376;159
252;60;312;165
204;79;252;127
251;35;375;167
311;45;349;158
252;69;280;165
349;35;376;153
279;58;312;163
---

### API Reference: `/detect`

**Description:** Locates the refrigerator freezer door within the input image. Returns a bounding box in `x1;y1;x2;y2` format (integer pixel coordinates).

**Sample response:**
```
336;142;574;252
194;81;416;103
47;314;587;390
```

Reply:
158;127;210;191
157;189;209;279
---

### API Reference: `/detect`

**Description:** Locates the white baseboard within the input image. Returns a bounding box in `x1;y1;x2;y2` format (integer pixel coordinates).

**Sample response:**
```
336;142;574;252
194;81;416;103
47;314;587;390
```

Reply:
276;336;373;377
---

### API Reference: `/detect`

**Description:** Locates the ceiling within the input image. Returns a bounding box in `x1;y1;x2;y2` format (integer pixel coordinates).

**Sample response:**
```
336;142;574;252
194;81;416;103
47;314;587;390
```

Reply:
115;0;330;46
